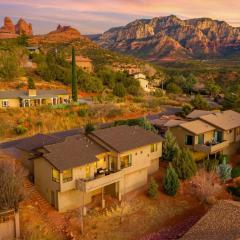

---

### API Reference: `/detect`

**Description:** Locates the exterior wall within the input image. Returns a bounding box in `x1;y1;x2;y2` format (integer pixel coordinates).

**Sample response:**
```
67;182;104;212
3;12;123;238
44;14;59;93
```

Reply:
223;129;235;144
0;98;20;108
223;142;240;156
34;158;60;207
148;158;159;175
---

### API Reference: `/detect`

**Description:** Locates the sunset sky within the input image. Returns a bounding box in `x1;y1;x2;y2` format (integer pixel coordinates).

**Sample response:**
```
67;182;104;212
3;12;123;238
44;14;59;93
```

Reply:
0;0;240;34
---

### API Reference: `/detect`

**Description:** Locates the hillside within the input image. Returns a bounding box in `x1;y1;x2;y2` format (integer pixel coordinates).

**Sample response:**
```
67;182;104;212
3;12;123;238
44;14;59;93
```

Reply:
97;15;240;61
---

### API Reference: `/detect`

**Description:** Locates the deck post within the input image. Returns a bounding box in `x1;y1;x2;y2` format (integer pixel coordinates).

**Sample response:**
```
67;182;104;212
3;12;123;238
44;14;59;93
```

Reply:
101;187;105;209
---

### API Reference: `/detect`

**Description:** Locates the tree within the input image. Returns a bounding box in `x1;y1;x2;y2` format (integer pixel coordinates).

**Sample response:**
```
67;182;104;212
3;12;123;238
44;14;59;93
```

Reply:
139;117;156;132
0;152;25;211
218;159;232;183
71;47;78;102
173;148;197;180
163;163;180;196
113;83;126;97
84;122;95;134
163;130;179;161
206;79;221;97
181;104;193;117
190;94;210;110
28;77;35;89
148;177;159;198
166;82;183;94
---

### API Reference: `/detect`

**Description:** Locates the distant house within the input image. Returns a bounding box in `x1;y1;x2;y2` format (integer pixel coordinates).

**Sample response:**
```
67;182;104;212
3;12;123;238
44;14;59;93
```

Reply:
134;73;150;92
170;110;240;157
0;89;70;108
8;125;163;212
26;46;40;54
181;200;240;240
66;56;93;72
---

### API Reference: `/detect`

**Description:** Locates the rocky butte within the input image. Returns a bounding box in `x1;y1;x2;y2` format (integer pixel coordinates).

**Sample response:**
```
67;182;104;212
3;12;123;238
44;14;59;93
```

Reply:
0;17;33;39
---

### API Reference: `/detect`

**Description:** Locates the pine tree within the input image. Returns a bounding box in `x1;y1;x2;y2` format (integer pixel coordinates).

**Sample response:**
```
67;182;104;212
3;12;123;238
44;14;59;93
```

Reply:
163;163;180;196
173;148;197;180
148;177;159;198
28;77;35;89
71;47;78;102
163;130;179;161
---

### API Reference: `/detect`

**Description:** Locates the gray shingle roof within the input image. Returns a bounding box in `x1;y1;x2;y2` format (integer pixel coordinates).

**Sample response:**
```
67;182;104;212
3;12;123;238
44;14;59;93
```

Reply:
0;89;68;99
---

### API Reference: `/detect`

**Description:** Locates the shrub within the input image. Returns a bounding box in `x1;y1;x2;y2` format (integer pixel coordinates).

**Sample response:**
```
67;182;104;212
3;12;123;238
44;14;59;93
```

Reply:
173;148;197;180
203;159;219;172
107;108;123;118
163;163;180;196
14;125;28;135
227;186;240;197
190;94;210;110
84;122;95;134
148;177;159;198
153;89;165;97
218;154;229;164
166;83;183;94
231;166;240;179
78;108;88;117
181;104;193;117
28;77;35;89
113;83;126;97
218;159;232;183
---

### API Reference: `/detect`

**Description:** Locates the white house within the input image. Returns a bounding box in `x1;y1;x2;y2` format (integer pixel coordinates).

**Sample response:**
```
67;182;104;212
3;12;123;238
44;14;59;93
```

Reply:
134;73;150;92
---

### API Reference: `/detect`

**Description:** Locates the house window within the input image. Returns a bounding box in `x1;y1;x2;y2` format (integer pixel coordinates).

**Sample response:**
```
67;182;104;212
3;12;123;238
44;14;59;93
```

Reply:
151;144;158;153
63;169;73;183
120;155;132;169
236;127;240;136
2;100;9;108
185;135;193;146
52;168;60;183
86;165;91;178
198;134;204;144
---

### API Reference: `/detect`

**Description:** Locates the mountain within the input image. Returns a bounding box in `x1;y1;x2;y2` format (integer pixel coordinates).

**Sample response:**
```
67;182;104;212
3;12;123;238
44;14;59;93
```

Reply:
97;15;240;60
0;17;32;39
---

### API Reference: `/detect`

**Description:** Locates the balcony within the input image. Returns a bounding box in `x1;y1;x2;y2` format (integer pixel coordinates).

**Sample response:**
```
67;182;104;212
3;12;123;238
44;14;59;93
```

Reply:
76;170;123;193
194;140;229;154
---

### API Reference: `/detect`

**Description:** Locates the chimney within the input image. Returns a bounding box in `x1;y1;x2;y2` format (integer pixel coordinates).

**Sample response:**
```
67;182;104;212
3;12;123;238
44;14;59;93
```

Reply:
28;89;37;97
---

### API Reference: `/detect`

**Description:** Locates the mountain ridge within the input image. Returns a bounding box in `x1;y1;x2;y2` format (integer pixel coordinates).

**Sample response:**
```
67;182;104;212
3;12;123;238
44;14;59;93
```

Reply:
97;15;240;60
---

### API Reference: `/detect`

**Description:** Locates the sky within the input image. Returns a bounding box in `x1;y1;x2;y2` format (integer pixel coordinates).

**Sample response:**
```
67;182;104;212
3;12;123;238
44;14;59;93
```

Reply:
0;0;240;34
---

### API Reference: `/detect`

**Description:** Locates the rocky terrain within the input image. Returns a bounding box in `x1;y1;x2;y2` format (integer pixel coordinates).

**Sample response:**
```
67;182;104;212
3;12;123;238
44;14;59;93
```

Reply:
97;15;240;60
0;17;32;39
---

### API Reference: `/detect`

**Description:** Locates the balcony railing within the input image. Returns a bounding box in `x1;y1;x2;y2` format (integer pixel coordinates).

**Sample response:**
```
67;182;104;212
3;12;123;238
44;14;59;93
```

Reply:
76;170;123;193
194;140;229;154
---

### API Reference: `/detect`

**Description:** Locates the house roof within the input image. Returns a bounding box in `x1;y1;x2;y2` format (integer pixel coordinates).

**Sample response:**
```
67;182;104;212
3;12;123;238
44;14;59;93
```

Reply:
186;110;218;119
181;200;240;240
43;135;108;171
50;128;83;139
200;110;240;130
16;134;62;152
90;125;163;153
0;89;68;99
180;120;215;135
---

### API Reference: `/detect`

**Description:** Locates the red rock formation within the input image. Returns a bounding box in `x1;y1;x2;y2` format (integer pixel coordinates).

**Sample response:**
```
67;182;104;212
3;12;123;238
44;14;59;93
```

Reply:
15;18;33;36
0;17;16;33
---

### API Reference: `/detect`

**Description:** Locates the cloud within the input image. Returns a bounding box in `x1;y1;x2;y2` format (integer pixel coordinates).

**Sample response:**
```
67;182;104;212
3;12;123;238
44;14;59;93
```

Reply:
0;0;239;34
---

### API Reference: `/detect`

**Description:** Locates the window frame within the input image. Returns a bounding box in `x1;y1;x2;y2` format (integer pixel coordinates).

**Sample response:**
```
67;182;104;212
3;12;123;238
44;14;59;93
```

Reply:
52;168;60;183
2;100;9;108
150;143;158;153
62;169;73;183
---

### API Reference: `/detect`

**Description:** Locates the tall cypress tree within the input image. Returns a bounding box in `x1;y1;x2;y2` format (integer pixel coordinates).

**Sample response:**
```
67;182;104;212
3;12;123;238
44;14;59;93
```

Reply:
71;47;78;102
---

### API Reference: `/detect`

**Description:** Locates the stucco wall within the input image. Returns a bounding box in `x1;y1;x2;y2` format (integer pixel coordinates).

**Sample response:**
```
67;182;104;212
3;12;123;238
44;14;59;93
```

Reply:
0;98;20;108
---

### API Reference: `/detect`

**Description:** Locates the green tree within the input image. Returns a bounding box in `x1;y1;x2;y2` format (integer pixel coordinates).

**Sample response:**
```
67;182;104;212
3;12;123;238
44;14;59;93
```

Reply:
163;130;179;161
206;79;221;97
218;159;232;183
163;163;180;196
166;82;183;94
190;94;210;110
139;117;156;132
28;77;35;89
71;47;78;102
181;104;193;117
113;83;126;97
173;148;197;180
148;177;159;198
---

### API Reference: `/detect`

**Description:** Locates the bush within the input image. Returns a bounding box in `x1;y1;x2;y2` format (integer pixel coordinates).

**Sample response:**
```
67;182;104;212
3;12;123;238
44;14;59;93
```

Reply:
148;178;159;198
218;154;229;164
14;125;28;135
218;159;232;183
153;89;165;97
227;186;240;197
203;159;219;172
163;163;180;196
84;122;95;134
113;83;126;97
181;104;193;117
78;108;88;117
231;166;240;179
107;108;123;118
163;130;179;161
166;83;183;94
190;94;210;110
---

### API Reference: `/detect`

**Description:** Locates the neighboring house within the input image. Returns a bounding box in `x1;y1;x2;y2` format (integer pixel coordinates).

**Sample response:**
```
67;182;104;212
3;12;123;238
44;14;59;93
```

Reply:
0;89;70;108
22;125;163;212
186;110;218;120
66;56;93;72
170;110;240;157
181;200;240;240
134;73;150;92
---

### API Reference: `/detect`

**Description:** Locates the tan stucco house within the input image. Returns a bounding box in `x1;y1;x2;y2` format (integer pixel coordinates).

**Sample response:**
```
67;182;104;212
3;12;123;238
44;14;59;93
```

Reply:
0;89;69;108
171;110;240;157
9;126;163;212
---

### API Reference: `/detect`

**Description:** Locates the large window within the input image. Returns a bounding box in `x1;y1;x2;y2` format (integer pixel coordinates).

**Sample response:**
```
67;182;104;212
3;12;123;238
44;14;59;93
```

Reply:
52;168;60;183
2;100;9;108
185;135;193;146
151;144;158;153
63;169;73;183
236;127;240;136
120;155;132;169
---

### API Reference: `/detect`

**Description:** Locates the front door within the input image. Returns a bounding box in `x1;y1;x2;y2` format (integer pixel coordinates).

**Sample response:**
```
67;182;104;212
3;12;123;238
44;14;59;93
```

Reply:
51;190;55;207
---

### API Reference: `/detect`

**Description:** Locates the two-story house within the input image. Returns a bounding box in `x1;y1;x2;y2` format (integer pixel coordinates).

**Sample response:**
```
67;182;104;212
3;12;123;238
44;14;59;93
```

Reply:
170;110;240;158
32;125;163;212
